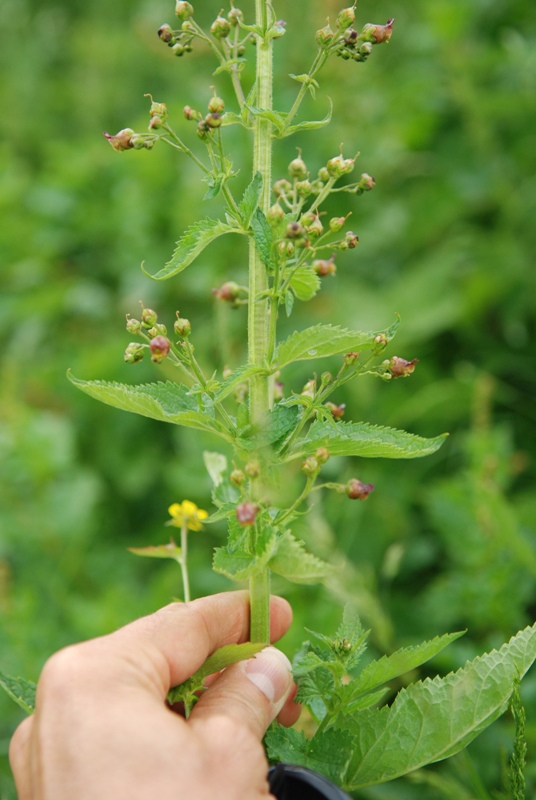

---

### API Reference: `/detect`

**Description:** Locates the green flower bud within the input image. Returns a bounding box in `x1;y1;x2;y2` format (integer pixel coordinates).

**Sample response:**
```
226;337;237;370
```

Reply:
141;307;158;328
302;456;319;476
153;323;168;336
183;105;201;121
273;178;292;197
317;167;330;182
211;15;231;38
344;351;359;365
197;120;209;139
126;316;142;334
337;6;356;31
103;129;135;152
230;468;246;486
310;179;325;194
171;43;186;57
305;215;323;238
329;216;346;232
208;95;225;114
228;7;243;26
267;203;285;225
205;112;222;129
150;335;171;363
301;378;316;398
288;155;307;180
174;316;191;337
157;24;174;43
277;240;295;257
326;153;355;178
358;173;376;191
124;342;145;364
315;447;330;464
272;20;286;39
175;1;194;20
316;24;334;47
296;179;312;198
212;281;241;302
359;42;373;57
245;460;260;479
373;333;388;347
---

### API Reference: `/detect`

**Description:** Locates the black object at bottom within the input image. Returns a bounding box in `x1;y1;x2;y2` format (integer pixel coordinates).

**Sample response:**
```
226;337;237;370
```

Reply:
268;764;352;800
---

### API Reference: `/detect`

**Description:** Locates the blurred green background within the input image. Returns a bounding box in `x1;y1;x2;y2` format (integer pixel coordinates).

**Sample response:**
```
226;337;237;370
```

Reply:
1;0;535;796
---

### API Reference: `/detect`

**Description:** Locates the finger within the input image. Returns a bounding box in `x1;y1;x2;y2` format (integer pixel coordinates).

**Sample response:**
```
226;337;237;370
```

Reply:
189;646;294;740
9;716;34;800
91;591;293;693
275;683;302;728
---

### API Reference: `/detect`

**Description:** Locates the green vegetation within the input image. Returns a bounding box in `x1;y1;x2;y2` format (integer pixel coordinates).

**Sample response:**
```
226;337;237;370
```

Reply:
1;0;535;796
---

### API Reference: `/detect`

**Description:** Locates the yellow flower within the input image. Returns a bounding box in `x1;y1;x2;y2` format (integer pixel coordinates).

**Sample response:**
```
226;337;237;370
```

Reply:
167;500;208;532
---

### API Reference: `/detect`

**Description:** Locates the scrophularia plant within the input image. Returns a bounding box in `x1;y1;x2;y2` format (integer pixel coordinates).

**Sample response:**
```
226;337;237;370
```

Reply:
3;1;536;793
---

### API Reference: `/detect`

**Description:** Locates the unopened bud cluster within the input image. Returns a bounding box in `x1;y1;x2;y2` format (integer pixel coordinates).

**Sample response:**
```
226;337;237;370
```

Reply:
314;5;395;64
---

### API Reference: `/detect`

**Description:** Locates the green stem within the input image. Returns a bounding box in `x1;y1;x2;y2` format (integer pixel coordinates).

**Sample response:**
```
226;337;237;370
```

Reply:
282;50;329;131
248;1;273;646
180;523;190;603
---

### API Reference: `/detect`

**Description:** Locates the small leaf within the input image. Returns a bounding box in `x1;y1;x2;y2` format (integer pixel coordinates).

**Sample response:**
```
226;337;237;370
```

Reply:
251;208;274;267
68;376;233;442
281;99;333;138
265;727;354;786
203;175;223;201
203;451;228;487
221;110;247;127
288;420;448;461
269;530;332;584
284;290;295;317
246;105;287;134
213;57;247;76
275;324;383;369
213;364;267;404
143;218;242;280
289;266;321;302
239;172;263;228
0;670;36;715
128;541;182;560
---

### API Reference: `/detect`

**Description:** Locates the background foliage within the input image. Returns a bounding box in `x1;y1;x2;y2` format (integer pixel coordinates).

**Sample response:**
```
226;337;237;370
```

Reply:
1;0;535;796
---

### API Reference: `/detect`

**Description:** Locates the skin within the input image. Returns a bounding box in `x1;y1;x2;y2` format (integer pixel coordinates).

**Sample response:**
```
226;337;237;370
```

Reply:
9;591;301;800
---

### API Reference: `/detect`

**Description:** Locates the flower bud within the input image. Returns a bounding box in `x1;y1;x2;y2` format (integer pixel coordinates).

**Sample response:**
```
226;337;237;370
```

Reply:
267;203;285;225
358;173;376;192
126;316;142;334
124;342;145;364
326;154;355;178
306;216;324;238
288;155;307;180
277;240;295;257
315;447;330;464
325;402;346;420
320;372;332;388
316;24;334;47
388;356;419;378
228;7;243;26
211;15;231;38
174;316;191;337
273;178;292;197
317;167;330;182
302;457;319;476
236;501;260;526
157;24;174;42
343;28;359;46
149;116;163;130
175;1;194;19
373;333;388;347
208;95;225;114
344;231;359;248
337;6;356;30
296;179;313;198
205;112;222;129
212;281;241;303
141;307;158;328
361;18;395;44
148;99;168;121
313;257;336;277
359;42;373;57
153;323;168;336
103;128;135;152
171;43;186;57
230;468;246;486
284;222;306;240
272;20;287;39
273;380;284;400
183;105;200;121
245;460;260;479
344;351;359;366
196;120;209;139
329;216;346;233
301;379;316;398
149;335;171;363
347;479;375;500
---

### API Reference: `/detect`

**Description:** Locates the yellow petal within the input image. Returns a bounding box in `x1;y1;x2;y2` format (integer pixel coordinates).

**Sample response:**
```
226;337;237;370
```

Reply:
181;499;198;517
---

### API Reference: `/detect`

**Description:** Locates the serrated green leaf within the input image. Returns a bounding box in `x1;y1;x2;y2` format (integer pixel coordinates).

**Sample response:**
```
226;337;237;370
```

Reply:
275;325;383;369
281;99;333;138
288;419;448;461
341;622;536;790
239;172;263;228
0;670;36;714
251;208;274;267
346;631;465;704
213;364;266;404
262;403;300;449
246;105;287;133
265;727;354;785
213;517;278;581
68;375;233;442
203;175;223;201
143;218;242;280
269;530;332;584
289;265;321;301
221;110;246;127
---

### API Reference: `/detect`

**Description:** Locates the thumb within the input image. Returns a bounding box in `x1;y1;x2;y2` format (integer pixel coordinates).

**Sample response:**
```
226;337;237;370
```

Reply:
188;646;294;740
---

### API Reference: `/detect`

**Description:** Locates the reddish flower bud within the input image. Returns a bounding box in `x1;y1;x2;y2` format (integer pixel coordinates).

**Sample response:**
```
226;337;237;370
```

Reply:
149;335;171;363
325;402;346;420
362;18;395;44
285;222;306;240
103;128;135;152
212;281;241;302
347;479;375;500
183;105;201;121
236;501;260;526
313;257;336;277
388;357;419;378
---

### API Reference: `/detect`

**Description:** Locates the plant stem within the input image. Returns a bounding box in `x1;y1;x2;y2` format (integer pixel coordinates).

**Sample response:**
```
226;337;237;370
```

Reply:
248;1;273;646
180;523;190;603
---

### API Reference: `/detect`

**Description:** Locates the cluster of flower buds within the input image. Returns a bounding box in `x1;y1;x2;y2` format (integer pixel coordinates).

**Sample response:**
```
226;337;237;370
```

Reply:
157;3;196;57
190;94;225;138
336;14;394;62
146;96;169;131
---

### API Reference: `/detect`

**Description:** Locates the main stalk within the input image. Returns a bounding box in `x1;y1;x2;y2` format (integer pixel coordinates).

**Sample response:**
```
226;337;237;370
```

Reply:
247;0;273;644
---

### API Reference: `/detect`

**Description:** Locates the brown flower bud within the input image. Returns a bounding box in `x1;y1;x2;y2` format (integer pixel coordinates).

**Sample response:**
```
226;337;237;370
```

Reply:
212;281;241;303
149;336;171;363
347;479;375;500
157;24;174;42
344;231;359;248
313;257;336;277
362;18;395;44
236;501;260;526
103;129;135;152
388;357;419;378
325;402;346;420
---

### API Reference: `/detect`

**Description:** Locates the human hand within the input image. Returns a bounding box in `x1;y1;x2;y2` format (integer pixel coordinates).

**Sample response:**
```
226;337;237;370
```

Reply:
9;591;300;800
